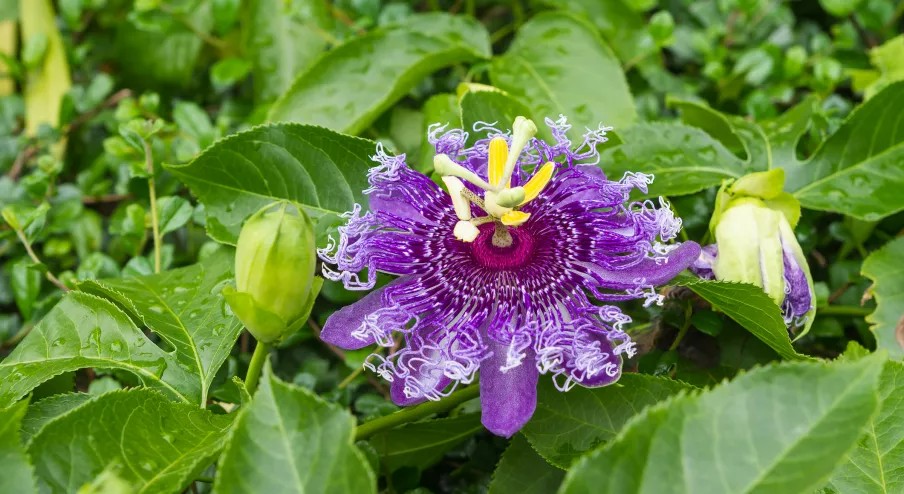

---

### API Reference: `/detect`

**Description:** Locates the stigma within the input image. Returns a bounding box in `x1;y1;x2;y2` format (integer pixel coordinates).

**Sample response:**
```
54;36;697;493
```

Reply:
434;117;555;247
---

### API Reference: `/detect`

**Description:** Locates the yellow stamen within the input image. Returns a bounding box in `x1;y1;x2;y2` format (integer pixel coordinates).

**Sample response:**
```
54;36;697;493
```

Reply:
520;162;555;205
501;210;531;227
488;137;509;188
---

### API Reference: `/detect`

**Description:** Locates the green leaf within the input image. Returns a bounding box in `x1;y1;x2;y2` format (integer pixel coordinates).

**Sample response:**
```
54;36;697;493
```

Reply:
561;354;886;494
827;360;904;493
165;123;373;245
459;89;532;147
155;196;193;234
0;400;37;494
489;12;636;141
28;389;233;494
172;101;216;148
369;414;482;472
673;273;807;361
214;366;376;494
114;3;212;87
539;0;655;65
861;237;904;358
269;13;490;135
521;374;692;468
819;0;864;17
11;260;42;320
0;291;196;407
760;96;817;169
489;434;564;494
418;93;459;172
786;82;904;221
21;392;94;446
78;252;243;404
245;0;332;103
599;122;745;197
210;57;252;89
669;97;771;171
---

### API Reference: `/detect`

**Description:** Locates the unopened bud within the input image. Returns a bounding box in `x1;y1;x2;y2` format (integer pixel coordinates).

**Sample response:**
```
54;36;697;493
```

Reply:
224;202;320;343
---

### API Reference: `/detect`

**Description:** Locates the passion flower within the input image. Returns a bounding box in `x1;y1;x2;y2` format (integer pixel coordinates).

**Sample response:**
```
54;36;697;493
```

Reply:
319;116;700;436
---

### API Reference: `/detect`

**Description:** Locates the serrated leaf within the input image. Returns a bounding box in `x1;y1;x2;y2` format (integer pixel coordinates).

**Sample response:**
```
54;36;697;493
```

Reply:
21;392;94;446
673;273;807;361
861;237;904;358
560;354;886;494
600;122;745;197
369;414;482;472
785;82;904;221
78;252;242;404
490;434;564;494
245;0;331;103
28;389;233;494
214;366;376;494
490;12;636;141
0;400;37;494
521;374;692;468
165;123;373;245
0;291;196;407
269;13;490;135
459;89;532;147
827;360;904;493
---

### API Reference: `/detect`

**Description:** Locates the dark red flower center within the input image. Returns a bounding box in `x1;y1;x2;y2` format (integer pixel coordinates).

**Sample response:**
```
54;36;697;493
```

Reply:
470;223;535;270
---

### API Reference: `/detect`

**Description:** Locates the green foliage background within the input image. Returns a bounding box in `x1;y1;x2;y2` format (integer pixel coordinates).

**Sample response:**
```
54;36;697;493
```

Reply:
1;0;904;492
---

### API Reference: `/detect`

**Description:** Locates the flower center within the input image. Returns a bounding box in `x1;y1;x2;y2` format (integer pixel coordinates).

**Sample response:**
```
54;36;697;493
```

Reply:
433;116;557;247
470;223;535;270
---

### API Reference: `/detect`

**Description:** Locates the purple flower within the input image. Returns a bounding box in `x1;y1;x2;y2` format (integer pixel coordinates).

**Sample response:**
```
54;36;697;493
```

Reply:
319;116;700;437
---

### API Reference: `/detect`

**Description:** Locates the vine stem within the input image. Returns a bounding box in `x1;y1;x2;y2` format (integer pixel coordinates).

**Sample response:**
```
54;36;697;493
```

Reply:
817;305;873;317
245;341;272;395
354;383;480;441
14;229;68;292
143;140;162;274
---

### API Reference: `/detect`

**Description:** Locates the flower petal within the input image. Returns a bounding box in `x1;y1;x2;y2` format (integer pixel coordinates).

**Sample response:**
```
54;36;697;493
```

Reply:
320;279;404;349
592;241;702;289
479;339;539;437
390;375;451;406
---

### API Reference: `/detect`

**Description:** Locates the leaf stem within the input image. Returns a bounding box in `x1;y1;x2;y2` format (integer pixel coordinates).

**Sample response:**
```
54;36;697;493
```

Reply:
817;305;873;317
337;366;364;389
245;341;272;395
143;140;162;274
669;304;693;352
13;229;68;292
354;383;480;441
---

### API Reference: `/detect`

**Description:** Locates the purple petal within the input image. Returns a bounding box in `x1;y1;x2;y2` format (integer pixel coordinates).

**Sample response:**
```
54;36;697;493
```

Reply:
479;339;539;437
690;244;718;279
568;332;622;387
781;239;812;318
390;375;451;406
592;241;702;290
320;279;405;349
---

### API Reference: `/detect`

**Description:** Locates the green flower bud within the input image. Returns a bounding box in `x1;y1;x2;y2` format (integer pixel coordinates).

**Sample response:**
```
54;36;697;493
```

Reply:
713;198;786;305
703;170;816;336
224;202;320;343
